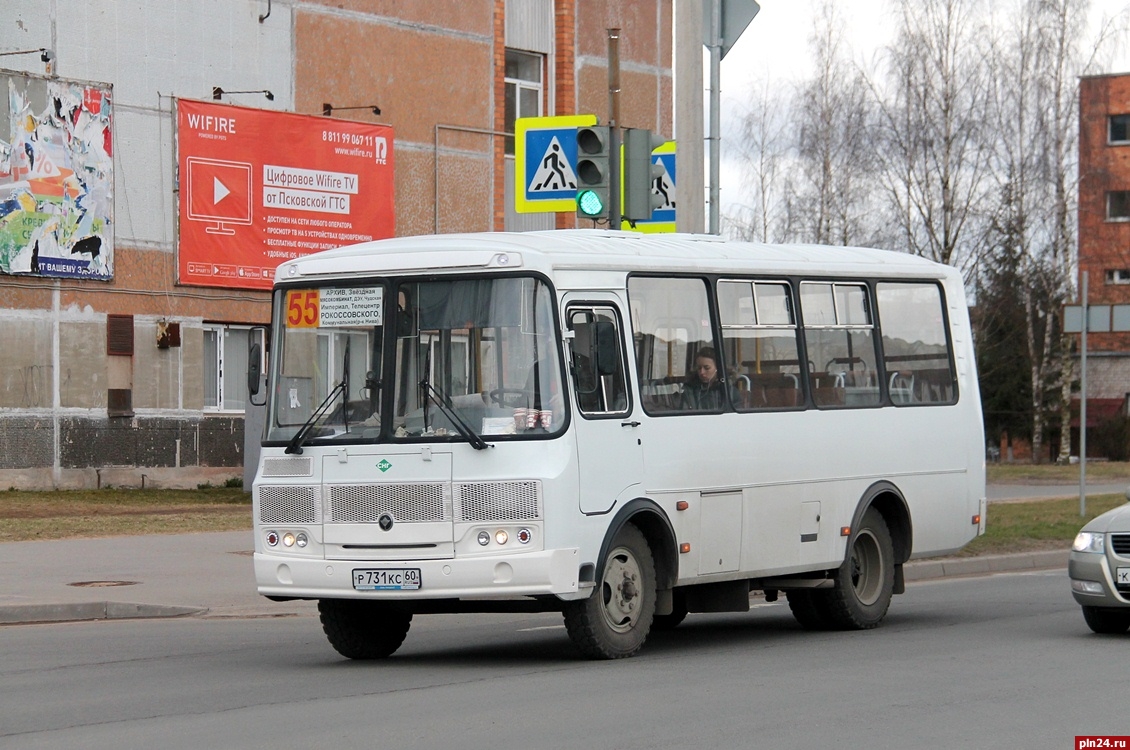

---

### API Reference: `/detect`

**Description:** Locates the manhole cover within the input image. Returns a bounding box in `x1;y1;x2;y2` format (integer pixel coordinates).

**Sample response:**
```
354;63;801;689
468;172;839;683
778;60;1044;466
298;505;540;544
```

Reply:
67;580;139;588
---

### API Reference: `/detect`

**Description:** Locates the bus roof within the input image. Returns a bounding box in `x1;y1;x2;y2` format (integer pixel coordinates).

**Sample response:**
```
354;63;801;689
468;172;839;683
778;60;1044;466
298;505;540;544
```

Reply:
275;229;958;284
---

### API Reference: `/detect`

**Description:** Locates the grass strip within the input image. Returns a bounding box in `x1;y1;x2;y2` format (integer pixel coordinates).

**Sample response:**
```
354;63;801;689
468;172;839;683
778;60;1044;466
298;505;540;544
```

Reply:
0;488;251;542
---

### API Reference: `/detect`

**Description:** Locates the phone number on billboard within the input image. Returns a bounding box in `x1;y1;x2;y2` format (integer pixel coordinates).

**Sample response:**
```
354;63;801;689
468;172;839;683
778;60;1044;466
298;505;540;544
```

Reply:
322;131;377;147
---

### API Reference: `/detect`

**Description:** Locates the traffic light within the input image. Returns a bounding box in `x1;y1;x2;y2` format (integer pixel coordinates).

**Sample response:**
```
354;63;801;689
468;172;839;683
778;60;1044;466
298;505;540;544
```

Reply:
575;125;610;220
622;128;668;223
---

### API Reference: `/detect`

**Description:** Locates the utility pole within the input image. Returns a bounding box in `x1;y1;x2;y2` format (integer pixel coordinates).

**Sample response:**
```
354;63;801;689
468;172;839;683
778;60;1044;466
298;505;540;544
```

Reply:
1080;271;1089;517
707;0;722;234
674;0;705;233
608;28;622;229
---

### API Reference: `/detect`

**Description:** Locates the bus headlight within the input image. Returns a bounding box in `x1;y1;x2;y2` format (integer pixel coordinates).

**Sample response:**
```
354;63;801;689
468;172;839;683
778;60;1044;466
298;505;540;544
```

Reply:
477;531;491;546
283;533;296;547
495;530;509;545
295;532;308;548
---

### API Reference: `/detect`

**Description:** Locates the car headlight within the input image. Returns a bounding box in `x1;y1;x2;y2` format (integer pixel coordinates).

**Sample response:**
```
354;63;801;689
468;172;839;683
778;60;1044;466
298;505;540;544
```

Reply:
1072;531;1105;554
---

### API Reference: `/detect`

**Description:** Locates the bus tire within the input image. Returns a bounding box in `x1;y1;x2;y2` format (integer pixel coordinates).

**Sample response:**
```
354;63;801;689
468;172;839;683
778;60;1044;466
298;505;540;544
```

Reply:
1082;606;1130;634
318;599;412;659
786;590;833;630
823;508;894;630
563;523;656;658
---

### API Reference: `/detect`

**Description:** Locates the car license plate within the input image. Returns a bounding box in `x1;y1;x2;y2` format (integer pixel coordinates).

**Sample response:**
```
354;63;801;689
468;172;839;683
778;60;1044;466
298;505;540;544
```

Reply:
1117;567;1130;585
352;568;421;591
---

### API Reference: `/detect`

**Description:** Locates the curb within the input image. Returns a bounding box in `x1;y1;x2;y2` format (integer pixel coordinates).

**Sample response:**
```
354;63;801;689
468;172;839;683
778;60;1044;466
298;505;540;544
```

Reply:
0;601;205;625
904;550;1067;582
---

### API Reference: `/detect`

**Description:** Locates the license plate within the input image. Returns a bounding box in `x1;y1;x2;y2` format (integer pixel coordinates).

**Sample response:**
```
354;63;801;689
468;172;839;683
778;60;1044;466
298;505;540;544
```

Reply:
352;568;421;591
1118;568;1130;586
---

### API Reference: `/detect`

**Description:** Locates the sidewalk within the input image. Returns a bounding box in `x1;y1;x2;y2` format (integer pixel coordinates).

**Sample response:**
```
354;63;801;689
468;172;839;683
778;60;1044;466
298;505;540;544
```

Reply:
0;531;316;625
0;529;1067;627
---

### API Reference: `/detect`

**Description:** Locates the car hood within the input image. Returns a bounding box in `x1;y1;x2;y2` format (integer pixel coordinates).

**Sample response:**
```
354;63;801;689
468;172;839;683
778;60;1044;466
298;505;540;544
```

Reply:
1083;501;1130;534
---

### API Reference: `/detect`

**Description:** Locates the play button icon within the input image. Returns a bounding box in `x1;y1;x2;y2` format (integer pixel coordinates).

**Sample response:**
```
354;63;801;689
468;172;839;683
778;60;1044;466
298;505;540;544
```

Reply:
213;176;230;204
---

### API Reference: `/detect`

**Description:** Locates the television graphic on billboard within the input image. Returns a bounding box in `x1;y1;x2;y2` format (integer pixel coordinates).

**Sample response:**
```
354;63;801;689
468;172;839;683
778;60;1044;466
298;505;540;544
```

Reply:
186;157;253;235
177;99;394;290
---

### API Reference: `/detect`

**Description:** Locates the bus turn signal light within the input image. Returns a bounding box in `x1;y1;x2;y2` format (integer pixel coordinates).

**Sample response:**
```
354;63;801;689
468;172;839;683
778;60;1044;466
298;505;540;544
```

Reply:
972;514;981;525
680;543;691;553
676;501;689;511
841;526;851;537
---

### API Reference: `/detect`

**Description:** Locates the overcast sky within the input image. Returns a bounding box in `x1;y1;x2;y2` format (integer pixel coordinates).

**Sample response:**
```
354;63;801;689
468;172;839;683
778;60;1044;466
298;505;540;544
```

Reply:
713;0;1130;225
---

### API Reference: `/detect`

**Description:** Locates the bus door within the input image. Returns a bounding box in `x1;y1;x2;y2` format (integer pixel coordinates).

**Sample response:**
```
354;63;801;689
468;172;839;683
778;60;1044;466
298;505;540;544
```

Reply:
564;298;643;515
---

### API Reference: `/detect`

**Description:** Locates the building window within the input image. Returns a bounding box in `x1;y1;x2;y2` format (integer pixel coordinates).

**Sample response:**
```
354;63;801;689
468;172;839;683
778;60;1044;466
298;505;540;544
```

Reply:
504;49;543;155
1108;191;1130;220
1111;114;1130;144
203;325;264;412
1106;269;1130;284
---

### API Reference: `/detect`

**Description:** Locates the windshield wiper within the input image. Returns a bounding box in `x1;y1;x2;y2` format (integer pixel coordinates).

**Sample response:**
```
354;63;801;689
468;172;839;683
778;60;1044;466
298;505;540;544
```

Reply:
286;339;350;455
419;378;491;451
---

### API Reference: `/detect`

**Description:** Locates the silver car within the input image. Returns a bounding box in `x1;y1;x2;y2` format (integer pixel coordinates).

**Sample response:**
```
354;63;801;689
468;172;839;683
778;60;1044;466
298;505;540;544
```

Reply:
1069;501;1130;634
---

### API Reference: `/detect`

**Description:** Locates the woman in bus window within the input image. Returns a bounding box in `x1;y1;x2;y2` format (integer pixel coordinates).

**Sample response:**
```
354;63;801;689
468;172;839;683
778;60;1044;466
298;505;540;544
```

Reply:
680;347;731;410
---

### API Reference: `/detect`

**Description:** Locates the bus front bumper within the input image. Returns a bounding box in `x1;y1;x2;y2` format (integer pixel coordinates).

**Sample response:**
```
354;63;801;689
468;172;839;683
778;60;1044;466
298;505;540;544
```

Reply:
255;547;582;601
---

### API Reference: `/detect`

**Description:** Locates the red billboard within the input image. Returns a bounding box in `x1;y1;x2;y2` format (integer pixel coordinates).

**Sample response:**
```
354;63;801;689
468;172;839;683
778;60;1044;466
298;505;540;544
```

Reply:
177;99;394;290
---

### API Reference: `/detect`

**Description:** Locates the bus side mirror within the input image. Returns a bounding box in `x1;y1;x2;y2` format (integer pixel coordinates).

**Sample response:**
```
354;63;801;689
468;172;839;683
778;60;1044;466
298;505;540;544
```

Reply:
248;328;267;407
593;321;620;376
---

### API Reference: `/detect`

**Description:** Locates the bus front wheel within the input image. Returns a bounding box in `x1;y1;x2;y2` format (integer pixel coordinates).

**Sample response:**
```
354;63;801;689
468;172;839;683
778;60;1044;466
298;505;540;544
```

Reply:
823;507;894;629
318;599;413;659
564;523;656;659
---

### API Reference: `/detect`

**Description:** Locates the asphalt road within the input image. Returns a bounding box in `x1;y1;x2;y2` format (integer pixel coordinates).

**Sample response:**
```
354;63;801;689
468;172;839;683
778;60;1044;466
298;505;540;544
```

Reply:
0;568;1122;750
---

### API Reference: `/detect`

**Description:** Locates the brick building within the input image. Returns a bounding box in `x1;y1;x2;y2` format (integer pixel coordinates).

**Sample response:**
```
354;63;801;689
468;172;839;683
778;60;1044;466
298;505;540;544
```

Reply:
0;0;673;489
1074;72;1130;456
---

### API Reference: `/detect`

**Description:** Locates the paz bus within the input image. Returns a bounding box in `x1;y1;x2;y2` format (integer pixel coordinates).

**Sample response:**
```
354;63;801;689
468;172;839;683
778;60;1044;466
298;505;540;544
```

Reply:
250;230;985;660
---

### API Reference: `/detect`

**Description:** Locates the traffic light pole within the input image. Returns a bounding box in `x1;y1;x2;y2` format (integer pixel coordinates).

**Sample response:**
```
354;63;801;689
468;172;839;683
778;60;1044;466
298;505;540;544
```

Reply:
608;28;621;228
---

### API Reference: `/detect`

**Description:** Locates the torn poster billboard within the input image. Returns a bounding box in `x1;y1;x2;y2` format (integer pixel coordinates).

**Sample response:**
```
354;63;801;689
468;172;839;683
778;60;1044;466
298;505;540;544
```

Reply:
0;70;114;279
177;99;395;291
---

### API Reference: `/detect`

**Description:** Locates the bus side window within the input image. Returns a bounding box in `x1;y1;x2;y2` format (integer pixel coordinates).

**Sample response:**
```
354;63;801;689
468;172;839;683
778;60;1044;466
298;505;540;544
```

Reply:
719;279;803;411
799;282;881;408
568;307;629;416
876;282;957;405
628;276;716;415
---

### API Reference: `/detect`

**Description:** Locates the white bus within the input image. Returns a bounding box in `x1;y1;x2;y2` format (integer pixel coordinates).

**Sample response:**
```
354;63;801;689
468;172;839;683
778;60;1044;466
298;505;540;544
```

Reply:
250;230;985;660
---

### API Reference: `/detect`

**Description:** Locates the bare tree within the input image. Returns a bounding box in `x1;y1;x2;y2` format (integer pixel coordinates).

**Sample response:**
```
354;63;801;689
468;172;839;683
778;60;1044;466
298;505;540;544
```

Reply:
792;0;880;246
873;0;993;276
980;0;1114;462
725;79;795;243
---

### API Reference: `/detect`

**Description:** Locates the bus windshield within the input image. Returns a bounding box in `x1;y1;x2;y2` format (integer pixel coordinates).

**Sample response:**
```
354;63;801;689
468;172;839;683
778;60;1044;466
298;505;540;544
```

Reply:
266;275;565;445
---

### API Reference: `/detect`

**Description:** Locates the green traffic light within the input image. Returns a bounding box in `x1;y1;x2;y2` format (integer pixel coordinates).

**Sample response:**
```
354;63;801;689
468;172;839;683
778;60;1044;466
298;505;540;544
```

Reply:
577;189;605;217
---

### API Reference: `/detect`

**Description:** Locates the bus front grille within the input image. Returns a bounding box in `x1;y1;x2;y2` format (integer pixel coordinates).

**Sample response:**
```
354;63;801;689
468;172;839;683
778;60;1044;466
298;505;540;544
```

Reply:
455;481;542;521
328;483;448;523
259;485;320;524
261;457;313;477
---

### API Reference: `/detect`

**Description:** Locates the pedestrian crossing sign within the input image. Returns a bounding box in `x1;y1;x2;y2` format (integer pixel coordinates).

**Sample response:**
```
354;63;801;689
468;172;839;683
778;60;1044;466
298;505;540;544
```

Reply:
515;114;598;213
622;140;676;233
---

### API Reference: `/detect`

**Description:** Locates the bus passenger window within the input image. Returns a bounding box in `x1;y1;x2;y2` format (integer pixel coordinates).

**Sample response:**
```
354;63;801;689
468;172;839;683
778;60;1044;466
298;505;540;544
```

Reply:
568;307;629;416
628;277;721;414
719;280;803;411
876;283;956;405
800;282;880;408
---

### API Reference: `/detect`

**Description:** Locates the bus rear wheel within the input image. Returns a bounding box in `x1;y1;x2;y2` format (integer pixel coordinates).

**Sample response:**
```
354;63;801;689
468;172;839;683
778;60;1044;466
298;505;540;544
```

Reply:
823;508;894;629
564;523;656;659
318;599;413;659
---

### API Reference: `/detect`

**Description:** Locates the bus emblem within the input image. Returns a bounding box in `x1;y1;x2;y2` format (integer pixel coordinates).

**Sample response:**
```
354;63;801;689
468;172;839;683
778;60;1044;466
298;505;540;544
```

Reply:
378;514;394;531
377;459;392;472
